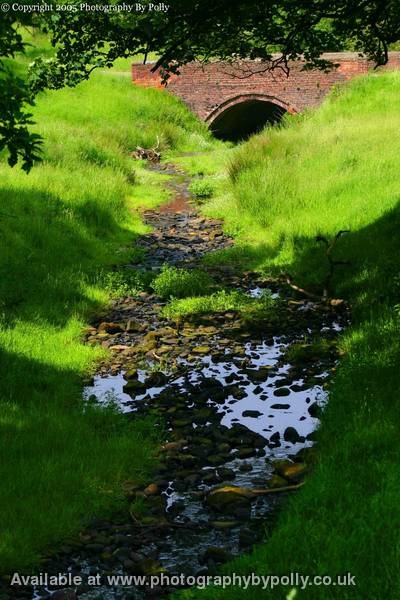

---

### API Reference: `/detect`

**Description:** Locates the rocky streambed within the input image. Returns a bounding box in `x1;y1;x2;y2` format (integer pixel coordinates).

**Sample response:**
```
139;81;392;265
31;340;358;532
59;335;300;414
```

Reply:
7;162;348;600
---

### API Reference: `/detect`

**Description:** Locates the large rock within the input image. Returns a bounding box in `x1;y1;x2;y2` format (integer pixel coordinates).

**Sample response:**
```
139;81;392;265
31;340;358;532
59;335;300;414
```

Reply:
308;402;321;418
246;367;273;382
206;454;227;466
98;321;124;334
206;485;256;510
268;431;281;447
123;380;147;394
242;410;262;418
273;459;307;481
273;387;291;397
283;426;301;443
192;346;211;354
125;318;144;333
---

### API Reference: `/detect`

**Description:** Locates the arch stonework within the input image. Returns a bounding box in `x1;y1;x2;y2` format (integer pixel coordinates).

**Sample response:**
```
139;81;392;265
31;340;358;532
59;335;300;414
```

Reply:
132;54;400;123
204;93;297;126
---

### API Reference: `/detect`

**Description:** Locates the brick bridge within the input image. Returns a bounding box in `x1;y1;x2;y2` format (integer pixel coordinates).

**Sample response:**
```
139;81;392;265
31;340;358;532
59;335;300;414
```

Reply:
132;53;400;140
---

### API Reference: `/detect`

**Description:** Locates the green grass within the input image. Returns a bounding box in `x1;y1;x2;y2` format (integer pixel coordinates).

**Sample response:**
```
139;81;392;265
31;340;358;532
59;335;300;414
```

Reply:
172;149;232;176
0;50;219;571
176;72;400;599
163;289;275;320
283;338;334;364
188;178;216;200
151;266;216;299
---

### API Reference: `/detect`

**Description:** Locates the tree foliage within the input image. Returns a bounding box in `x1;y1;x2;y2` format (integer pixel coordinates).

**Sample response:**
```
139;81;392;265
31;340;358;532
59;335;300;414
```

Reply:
2;0;400;170
0;15;42;171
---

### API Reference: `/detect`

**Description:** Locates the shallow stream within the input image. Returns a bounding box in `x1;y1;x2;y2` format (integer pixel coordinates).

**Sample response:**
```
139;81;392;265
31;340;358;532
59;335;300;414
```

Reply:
9;161;347;600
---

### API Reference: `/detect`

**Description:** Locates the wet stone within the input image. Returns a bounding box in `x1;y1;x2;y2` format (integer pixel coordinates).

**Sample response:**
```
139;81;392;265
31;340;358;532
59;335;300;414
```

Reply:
268;432;281;447
267;475;288;488
146;372;169;387
246;368;272;382
123;380;147;394
293;446;318;465
202;471;221;485
236;447;256;459
193;346;211;354
206;454;227;467
290;383;309;392
242;410;263;418
280;463;307;482
308;402;321;417
273;387;291;397
274;378;292;388
98;322;124;334
286;426;304;443
217;467;236;480
126;319;145;333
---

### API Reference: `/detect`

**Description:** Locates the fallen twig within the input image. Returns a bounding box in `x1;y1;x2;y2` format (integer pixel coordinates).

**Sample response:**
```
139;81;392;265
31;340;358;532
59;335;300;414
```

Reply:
251;481;305;495
316;230;351;299
283;273;319;300
282;230;350;306
131;136;161;162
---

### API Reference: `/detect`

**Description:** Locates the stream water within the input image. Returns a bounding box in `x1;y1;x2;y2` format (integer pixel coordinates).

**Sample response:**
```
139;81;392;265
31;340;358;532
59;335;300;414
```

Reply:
7;162;347;600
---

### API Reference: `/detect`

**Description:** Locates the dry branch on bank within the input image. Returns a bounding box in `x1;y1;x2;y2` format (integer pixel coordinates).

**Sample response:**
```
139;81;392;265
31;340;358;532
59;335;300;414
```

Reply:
282;230;350;307
130;137;161;162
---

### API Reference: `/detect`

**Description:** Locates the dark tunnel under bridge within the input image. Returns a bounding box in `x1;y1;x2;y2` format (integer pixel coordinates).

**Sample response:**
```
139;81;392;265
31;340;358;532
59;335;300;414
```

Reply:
207;96;288;142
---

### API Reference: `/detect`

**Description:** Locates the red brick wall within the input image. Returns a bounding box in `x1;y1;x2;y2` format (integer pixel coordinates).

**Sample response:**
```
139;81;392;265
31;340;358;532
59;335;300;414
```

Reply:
131;53;400;122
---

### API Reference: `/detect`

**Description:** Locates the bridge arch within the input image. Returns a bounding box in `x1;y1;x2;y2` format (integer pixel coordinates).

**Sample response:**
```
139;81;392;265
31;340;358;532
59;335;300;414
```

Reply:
205;94;298;142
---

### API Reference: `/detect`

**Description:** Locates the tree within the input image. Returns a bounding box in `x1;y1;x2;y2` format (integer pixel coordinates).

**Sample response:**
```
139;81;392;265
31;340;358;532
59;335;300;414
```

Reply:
0;14;42;172
2;0;400;171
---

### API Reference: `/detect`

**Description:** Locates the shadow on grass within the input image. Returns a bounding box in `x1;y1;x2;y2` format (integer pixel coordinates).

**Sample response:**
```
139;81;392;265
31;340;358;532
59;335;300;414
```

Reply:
287;202;400;309
0;186;139;328
0;340;84;407
0;344;158;572
204;202;400;310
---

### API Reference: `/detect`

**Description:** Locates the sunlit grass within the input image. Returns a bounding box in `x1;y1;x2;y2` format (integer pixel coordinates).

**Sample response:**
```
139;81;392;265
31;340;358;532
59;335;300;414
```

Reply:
163;289;276;321
152;266;216;299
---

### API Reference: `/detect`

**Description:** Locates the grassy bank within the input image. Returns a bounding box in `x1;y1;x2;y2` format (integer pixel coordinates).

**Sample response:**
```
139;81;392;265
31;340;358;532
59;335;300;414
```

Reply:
178;72;400;599
0;55;218;571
